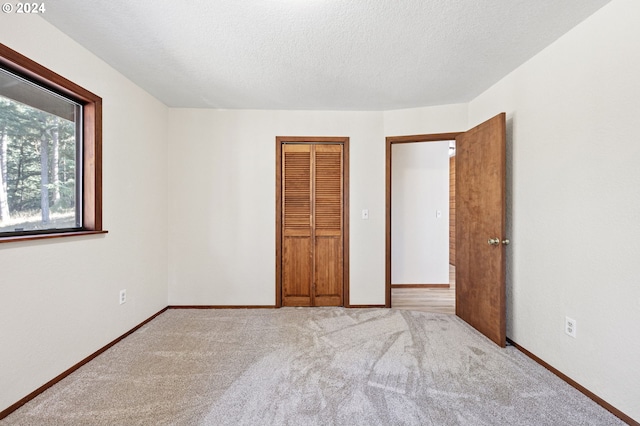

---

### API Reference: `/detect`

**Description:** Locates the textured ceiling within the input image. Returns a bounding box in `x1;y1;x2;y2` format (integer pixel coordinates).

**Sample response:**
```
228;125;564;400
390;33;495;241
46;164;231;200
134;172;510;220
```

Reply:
42;0;611;110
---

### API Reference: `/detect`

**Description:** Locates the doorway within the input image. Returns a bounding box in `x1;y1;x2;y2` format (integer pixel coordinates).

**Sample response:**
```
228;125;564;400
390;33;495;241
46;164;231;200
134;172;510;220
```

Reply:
385;133;461;312
391;140;457;314
275;136;350;307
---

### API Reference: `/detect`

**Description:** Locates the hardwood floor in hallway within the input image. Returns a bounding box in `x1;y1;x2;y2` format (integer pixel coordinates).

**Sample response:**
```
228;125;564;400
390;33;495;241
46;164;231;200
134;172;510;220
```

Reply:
392;265;455;315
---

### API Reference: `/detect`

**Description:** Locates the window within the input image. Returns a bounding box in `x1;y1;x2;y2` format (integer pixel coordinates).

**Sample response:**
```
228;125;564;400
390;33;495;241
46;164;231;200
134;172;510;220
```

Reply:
0;43;104;242
0;68;81;234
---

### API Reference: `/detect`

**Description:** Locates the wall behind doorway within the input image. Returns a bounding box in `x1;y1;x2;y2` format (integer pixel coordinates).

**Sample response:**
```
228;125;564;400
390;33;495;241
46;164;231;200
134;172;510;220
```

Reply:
391;142;450;285
449;155;456;265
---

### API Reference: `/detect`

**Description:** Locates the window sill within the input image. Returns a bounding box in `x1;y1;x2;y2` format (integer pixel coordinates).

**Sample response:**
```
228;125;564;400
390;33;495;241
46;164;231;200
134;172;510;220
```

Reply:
0;230;108;244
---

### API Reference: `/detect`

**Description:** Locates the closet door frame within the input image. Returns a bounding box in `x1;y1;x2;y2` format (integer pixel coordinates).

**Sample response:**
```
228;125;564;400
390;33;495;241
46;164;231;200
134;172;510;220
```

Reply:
275;136;350;308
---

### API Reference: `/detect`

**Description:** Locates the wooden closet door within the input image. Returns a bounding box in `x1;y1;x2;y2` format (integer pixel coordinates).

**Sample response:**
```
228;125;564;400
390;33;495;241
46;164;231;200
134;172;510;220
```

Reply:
313;145;343;306
282;144;313;306
281;144;343;307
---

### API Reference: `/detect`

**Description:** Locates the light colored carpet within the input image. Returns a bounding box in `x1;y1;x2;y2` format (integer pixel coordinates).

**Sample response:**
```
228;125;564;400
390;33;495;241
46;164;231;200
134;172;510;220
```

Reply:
2;308;624;425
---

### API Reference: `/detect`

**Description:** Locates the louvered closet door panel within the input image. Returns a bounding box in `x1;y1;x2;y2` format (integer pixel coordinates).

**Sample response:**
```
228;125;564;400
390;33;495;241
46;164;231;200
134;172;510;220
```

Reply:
282;144;313;306
314;145;343;306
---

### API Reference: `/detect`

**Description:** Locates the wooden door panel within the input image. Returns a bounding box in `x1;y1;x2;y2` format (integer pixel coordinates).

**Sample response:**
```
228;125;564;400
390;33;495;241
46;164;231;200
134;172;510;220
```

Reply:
313;144;343;307
282;236;313;306
314;236;343;306
456;113;506;347
282;144;313;306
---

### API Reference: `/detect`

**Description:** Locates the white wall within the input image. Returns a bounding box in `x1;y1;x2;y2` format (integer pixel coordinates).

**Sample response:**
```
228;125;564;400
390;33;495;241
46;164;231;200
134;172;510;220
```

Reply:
391;142;450;284
167;109;385;306
0;17;169;412
468;0;640;420
383;103;468;136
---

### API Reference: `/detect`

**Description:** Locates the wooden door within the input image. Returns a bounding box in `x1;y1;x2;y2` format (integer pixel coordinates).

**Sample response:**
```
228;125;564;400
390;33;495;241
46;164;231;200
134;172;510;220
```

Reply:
282;144;343;306
455;113;507;347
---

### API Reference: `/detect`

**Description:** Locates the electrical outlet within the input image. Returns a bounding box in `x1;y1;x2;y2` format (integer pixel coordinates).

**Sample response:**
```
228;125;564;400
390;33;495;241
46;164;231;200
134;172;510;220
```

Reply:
565;316;576;338
119;289;127;305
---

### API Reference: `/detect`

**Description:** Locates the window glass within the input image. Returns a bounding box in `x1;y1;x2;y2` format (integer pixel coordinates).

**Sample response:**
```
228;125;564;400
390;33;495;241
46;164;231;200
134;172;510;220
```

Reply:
0;67;82;235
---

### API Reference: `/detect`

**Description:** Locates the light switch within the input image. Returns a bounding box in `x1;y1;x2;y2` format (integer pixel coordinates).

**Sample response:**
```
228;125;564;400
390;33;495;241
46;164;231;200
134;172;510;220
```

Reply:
362;209;369;220
436;210;442;219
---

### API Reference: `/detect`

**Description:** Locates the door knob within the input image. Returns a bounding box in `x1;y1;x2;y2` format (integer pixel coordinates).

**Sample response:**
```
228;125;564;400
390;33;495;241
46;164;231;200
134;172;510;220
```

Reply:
488;238;510;246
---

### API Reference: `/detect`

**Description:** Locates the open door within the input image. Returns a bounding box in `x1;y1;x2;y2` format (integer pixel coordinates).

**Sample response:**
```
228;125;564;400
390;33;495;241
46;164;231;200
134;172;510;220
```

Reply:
455;113;507;347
